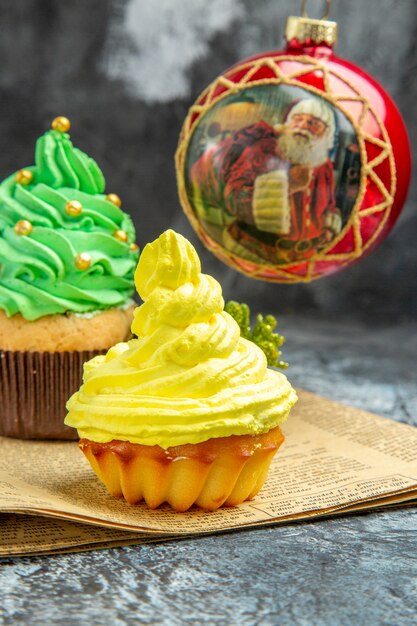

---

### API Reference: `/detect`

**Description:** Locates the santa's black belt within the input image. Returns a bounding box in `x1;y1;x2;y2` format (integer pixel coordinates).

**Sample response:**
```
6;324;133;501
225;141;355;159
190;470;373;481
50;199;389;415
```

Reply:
232;222;324;252
276;236;324;252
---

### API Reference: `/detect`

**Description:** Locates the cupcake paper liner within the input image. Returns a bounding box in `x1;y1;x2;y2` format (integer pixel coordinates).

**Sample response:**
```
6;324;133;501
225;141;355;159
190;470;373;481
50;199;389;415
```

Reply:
0;349;105;440
79;427;285;511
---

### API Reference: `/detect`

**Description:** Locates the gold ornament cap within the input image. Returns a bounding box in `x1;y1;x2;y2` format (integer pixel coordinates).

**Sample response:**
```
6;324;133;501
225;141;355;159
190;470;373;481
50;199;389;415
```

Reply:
286;1;337;47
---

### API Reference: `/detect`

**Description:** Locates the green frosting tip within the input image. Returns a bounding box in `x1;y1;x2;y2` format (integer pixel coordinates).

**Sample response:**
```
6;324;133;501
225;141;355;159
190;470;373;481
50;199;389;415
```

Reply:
34;125;106;194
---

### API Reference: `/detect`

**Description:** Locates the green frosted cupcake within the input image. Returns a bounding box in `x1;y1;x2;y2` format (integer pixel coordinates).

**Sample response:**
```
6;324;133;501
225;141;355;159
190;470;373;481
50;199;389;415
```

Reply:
0;116;139;439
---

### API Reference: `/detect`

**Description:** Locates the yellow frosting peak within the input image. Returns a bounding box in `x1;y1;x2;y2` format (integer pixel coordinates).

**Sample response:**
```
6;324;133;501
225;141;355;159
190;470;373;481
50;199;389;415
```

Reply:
135;229;201;300
66;230;297;447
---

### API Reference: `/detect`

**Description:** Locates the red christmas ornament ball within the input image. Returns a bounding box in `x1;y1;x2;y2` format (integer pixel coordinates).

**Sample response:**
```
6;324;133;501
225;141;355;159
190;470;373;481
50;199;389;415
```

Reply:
176;13;411;283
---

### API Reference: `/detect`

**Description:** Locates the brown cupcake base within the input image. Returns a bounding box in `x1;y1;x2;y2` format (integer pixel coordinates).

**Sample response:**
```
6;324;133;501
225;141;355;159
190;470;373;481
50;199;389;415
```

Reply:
0;349;105;440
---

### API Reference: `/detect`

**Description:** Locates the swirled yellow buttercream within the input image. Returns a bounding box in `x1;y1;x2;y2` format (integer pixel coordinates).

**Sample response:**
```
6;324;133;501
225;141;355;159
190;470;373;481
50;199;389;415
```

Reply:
65;230;297;447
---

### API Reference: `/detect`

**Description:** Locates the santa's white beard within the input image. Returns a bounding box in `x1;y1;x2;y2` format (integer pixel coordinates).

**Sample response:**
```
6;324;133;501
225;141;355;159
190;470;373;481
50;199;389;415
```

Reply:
277;131;330;167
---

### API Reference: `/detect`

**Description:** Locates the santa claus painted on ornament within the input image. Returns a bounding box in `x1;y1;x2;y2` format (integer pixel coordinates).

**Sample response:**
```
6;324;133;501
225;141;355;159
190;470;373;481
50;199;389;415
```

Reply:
189;96;343;264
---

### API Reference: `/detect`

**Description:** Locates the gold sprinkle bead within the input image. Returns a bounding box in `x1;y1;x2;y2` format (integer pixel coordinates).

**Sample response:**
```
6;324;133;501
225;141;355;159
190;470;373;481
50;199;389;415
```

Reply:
114;229;128;243
106;193;122;208
15;169;33;186
75;252;92;270
52;116;71;133
65;200;83;217
130;243;139;252
14;220;33;236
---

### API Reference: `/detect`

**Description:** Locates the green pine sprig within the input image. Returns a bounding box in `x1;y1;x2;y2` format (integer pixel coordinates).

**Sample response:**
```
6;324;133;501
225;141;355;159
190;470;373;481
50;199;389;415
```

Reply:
225;301;288;369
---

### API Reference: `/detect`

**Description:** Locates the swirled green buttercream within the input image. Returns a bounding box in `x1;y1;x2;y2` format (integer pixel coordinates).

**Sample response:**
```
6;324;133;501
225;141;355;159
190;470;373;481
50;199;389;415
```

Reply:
0;127;138;320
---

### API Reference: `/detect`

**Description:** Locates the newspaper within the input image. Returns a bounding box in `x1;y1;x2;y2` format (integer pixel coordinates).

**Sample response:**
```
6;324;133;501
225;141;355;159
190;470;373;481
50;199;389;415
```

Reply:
1;390;417;556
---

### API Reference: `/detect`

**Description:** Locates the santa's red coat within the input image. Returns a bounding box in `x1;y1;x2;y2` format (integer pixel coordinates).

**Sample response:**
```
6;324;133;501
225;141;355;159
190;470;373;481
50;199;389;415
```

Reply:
190;120;336;244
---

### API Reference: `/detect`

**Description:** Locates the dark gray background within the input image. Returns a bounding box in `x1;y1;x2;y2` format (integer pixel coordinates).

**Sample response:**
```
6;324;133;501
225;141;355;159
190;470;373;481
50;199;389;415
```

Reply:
0;0;415;323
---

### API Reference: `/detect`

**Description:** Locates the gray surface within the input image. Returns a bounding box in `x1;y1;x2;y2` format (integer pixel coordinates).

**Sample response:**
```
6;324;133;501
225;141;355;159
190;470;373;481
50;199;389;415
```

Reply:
1;317;416;626
0;0;416;321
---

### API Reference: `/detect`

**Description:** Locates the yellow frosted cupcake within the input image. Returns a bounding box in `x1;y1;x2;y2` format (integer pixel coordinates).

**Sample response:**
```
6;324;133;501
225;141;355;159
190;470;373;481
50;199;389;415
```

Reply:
65;230;297;511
